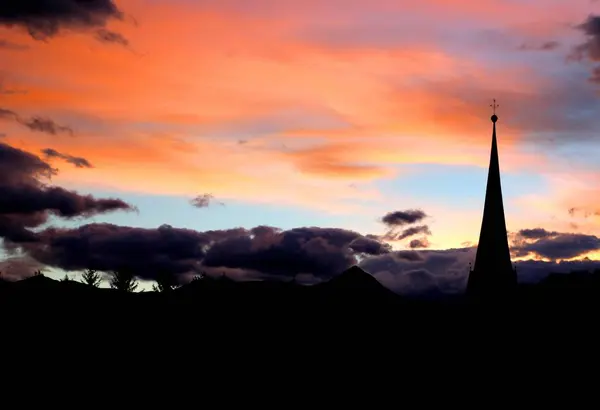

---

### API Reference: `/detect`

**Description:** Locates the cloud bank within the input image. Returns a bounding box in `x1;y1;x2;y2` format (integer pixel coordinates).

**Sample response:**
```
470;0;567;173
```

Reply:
1;141;599;296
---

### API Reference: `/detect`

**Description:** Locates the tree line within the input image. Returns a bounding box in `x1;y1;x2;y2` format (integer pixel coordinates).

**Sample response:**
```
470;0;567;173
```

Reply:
58;268;204;292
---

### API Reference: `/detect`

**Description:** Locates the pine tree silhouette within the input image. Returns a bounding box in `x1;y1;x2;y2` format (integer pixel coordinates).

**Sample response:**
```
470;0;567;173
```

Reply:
81;269;102;287
192;272;206;282
152;270;179;292
109;270;138;292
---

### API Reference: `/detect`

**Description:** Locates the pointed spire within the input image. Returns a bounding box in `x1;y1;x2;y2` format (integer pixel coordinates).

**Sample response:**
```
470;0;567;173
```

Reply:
466;100;517;300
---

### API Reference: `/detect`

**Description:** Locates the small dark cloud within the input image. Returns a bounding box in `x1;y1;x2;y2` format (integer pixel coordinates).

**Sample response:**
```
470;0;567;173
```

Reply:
519;41;560;51
0;133;6;138
190;193;224;208
380;210;430;242
18;116;73;136
409;238;430;249
0;0;124;41
95;28;128;47
381;209;427;227
0;108;73;136
517;228;558;240
238;139;248;145
0;38;29;50
41;148;92;168
396;225;431;241
349;235;391;255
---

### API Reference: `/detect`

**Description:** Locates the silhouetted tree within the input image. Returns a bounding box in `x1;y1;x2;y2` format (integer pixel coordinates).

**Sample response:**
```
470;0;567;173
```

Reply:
192;273;206;282
152;270;179;292
110;270;138;292
60;274;71;282
81;269;102;287
33;269;43;276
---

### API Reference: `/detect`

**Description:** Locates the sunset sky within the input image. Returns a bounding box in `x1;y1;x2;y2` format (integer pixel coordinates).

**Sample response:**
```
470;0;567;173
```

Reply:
1;0;600;294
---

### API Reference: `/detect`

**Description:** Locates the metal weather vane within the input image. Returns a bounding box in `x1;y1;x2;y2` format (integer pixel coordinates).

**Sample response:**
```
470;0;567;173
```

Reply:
490;98;499;115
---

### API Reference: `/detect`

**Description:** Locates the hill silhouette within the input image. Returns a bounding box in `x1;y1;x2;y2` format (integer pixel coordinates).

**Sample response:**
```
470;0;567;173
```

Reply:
4;265;600;326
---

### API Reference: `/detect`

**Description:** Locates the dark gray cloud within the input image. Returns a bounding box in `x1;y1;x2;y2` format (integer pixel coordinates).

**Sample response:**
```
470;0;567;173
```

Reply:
349;235;391;255
510;228;600;260
381;209;427;227
190;193;224;208
571;14;600;83
573;15;600;62
202;226;388;280
0;0;124;41
380;210;431;244
18;116;73;136
0;141;134;245
17;224;391;285
0;185;130;217
409;238;430;249
0;141;57;185
518;233;600;260
362;247;600;296
361;247;474;296
0;107;74;136
95;28;128;46
517;228;558;240
41;148;92;168
396;225;431;241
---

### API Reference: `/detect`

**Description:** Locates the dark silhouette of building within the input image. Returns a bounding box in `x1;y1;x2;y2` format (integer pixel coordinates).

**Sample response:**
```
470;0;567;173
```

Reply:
466;102;517;300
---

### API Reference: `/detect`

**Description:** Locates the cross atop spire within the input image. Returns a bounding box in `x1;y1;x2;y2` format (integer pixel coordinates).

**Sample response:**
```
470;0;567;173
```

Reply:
490;99;499;114
490;99;499;123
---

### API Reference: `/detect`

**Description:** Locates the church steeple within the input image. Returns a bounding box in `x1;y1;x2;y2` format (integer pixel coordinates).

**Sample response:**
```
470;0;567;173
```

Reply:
466;100;517;300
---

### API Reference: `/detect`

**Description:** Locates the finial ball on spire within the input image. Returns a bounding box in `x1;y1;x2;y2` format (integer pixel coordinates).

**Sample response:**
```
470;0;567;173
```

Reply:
491;114;498;123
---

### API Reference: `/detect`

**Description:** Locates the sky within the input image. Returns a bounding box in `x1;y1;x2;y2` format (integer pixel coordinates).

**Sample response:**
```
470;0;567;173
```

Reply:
1;0;600;295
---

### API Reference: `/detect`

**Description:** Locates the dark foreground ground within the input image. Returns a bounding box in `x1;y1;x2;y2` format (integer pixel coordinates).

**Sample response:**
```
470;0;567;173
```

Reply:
3;266;599;342
4;266;595;392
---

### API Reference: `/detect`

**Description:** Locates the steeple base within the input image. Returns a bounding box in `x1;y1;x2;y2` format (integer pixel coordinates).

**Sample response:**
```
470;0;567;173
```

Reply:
466;267;517;302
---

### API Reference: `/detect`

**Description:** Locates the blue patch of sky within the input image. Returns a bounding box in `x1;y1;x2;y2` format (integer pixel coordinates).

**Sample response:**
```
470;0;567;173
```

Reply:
376;164;550;214
43;191;368;233
541;140;600;171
